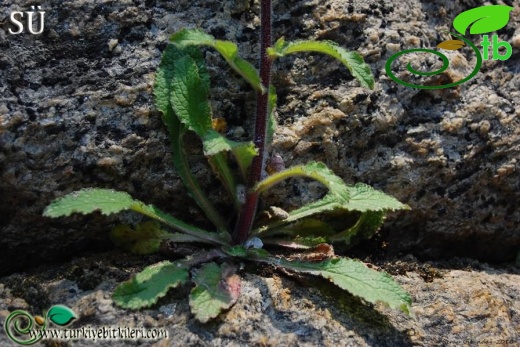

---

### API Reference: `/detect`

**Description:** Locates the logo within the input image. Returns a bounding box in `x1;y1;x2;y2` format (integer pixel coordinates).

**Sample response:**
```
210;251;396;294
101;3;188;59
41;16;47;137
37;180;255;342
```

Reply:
385;5;514;89
8;5;46;35
4;305;76;345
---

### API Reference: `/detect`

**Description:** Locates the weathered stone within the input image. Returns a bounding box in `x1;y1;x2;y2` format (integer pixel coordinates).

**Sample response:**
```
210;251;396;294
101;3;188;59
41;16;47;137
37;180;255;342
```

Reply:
1;0;519;277
0;252;519;346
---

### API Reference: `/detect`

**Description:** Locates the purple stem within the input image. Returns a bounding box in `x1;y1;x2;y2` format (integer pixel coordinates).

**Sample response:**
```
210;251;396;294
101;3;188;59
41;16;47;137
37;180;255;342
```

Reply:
233;0;272;245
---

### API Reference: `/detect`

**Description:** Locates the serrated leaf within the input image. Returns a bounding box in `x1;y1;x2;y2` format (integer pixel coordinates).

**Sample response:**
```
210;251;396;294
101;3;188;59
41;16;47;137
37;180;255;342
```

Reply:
268;39;374;89
171;55;212;136
154;45;228;232
113;261;188;309
203;129;258;179
43;188;136;217
44;188;228;246
436;40;465;50
345;183;410;212
253;163;408;236
279;258;412;315
189;263;241;323
111;221;172;255
453;5;513;35
165;47;238;208
330;211;385;245
171;28;264;92
47;305;76;326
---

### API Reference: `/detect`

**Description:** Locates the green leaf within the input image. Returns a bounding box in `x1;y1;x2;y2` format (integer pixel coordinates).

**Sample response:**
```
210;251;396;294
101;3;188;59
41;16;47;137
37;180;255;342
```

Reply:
223;245;248;258
253;163;408;236
111;221;172;255
154;45;229;232
254;162;350;201
44;188;229;246
43;188;135;217
453;5;513;35
268;39;374;89
330;211;385;245
279;258;412;315
203;129;258;179
345;183;410;212
189;263;241;323
113;261;188;309
165;46;239;208
171;55;212;136
171;28;264;93
47;305;76;326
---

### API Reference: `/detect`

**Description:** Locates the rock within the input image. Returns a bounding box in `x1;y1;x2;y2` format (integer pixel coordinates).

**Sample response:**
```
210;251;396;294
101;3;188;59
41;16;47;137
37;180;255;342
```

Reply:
0;251;519;346
1;0;519;277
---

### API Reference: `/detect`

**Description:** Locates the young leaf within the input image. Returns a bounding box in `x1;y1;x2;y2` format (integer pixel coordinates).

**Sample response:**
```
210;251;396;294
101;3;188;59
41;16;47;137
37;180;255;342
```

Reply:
111;221;172;255
168;49;239;208
453;5;513;35
268;39;374;89
189;262;241;323
44;188;229;246
203;129;258;179
171;28;264;93
155;45;228;232
279;258;412;315
171;55;212;136
113;261;188;309
47;305;76;326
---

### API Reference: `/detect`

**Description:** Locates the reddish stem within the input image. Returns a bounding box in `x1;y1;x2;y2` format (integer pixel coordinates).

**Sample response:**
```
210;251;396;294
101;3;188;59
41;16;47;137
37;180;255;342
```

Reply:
233;0;272;244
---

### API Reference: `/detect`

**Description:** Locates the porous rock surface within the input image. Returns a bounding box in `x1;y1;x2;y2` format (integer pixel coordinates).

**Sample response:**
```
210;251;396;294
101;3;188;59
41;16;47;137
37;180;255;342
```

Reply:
0;0;520;346
0;252;519;346
0;0;518;302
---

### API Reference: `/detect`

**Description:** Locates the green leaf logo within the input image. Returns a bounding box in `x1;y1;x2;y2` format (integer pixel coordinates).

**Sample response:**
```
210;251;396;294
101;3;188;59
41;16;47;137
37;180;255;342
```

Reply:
47;305;76;326
453;5;513;35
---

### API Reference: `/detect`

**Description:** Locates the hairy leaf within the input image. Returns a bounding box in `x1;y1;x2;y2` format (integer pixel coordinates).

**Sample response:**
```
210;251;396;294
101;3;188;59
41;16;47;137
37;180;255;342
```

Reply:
159;47;240;211
171;55;212;136
44;188;136;217
44;188;229;246
268;39;374;89
203;129;258;179
155;45;227;231
345;183;409;212
189;263;241;323
279;258;412;315
171;28;264;92
330;211;385;245
111;221;172;255
453;5;513;35
253;163;408;236
113;261;188;309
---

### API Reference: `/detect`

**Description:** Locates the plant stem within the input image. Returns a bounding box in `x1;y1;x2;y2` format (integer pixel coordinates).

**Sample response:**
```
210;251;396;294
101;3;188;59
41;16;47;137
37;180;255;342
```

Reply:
233;0;272;244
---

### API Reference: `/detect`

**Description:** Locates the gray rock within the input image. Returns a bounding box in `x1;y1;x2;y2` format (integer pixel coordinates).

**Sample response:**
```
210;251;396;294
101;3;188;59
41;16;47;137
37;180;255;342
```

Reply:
1;0;519;277
0;251;519;346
